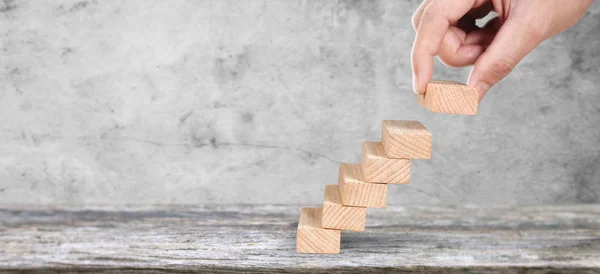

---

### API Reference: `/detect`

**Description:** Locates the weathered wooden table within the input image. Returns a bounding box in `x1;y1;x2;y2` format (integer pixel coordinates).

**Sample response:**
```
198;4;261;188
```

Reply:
1;205;599;273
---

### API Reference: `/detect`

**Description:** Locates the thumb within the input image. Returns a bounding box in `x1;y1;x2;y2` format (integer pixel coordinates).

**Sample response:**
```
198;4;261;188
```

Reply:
467;19;546;101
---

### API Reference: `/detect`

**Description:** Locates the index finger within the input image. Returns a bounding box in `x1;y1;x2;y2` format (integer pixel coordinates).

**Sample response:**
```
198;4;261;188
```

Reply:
412;0;434;30
411;0;478;94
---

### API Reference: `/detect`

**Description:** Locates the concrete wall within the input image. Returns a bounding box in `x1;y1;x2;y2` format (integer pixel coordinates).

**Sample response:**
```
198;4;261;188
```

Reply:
0;0;599;205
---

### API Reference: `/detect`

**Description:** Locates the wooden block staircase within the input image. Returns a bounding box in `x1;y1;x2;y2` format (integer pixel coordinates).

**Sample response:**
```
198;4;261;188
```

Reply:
296;120;432;254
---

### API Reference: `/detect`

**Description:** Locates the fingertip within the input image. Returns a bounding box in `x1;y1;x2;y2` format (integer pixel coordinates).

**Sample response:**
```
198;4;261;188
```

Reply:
411;54;432;95
413;76;428;95
467;71;490;102
412;72;420;94
475;81;490;102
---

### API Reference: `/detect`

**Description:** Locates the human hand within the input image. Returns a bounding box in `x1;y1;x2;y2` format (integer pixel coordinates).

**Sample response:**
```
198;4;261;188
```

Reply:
411;0;593;101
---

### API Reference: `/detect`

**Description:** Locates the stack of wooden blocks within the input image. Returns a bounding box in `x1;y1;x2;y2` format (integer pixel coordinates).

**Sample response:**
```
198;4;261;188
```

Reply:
296;120;432;254
296;81;478;254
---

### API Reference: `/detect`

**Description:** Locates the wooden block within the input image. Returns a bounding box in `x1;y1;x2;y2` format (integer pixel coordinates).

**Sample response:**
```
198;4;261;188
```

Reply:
418;80;478;115
381;120;432;159
296;207;341;254
361;142;410;184
337;163;387;208
322;185;366;232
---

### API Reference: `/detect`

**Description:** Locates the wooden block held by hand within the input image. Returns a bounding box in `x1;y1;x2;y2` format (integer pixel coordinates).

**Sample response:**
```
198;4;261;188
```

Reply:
361;142;410;184
418;80;478;115
338;163;387;208
296;207;341;254
381;120;432;159
322;185;366;232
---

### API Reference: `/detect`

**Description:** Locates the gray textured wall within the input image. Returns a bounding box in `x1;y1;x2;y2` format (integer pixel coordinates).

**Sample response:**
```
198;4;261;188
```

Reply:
0;0;599;206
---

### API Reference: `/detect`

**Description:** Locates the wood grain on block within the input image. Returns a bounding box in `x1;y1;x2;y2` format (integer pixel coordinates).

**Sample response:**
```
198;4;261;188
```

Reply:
361;142;410;184
418;80;478;115
381;120;432;159
337;163;387;208
296;207;341;254
322;185;366;232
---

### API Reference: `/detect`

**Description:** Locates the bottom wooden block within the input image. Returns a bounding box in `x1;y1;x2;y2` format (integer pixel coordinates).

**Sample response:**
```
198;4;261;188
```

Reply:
296;207;341;254
322;185;366;232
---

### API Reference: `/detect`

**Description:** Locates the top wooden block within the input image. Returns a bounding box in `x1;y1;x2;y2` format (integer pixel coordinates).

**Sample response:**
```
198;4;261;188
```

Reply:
381;120;432;159
418;80;478;115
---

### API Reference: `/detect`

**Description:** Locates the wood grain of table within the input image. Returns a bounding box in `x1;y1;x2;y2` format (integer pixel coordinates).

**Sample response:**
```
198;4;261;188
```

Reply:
1;204;599;273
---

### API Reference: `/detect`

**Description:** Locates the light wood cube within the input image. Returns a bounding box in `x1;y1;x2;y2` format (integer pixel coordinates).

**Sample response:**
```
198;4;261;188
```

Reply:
337;163;387;208
296;207;341;254
418;80;478;115
322;185;366;232
361;141;410;184
381;120;432;159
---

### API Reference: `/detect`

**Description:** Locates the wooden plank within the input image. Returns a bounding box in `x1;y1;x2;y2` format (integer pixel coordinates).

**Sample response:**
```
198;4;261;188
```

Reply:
296;207;341;254
418;80;478;115
322;185;366;232
361;141;410;184
1;205;599;272
338;163;387;208
381;120;432;159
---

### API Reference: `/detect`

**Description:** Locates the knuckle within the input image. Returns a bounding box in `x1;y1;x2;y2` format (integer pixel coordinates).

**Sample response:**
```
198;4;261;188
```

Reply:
489;55;518;80
411;13;419;30
510;17;548;43
420;9;435;24
525;24;548;42
422;1;444;23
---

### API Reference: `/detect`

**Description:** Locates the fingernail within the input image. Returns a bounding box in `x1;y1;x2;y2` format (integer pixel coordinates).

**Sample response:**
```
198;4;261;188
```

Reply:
412;72;419;94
